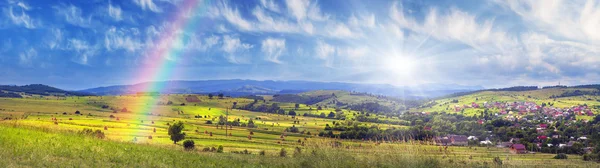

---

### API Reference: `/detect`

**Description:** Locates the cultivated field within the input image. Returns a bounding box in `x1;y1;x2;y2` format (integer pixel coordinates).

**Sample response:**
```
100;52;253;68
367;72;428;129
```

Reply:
0;94;598;167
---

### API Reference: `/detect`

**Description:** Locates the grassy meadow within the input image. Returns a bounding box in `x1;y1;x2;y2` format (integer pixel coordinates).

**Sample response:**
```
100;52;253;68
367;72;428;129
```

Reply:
0;93;598;167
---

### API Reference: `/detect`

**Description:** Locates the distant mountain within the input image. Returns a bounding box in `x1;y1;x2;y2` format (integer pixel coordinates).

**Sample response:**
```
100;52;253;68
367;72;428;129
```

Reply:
226;85;277;94
78;80;484;98
0;84;92;97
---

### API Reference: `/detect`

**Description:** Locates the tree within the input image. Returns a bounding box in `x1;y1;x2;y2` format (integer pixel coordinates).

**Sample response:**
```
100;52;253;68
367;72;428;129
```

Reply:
183;140;195;150
247;118;255;128
328;111;336;118
295;103;300;110
168;121;186;144
288;110;296;116
218;93;224;99
319;112;326;118
289;125;299;133
233;102;237;108
208;94;214;99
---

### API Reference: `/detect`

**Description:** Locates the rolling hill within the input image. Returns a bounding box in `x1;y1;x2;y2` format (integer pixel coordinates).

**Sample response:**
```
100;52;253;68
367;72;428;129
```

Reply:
0;84;92;98
77;79;483;98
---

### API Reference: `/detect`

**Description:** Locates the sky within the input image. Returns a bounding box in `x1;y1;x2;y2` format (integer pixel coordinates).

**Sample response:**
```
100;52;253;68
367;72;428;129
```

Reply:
0;0;599;90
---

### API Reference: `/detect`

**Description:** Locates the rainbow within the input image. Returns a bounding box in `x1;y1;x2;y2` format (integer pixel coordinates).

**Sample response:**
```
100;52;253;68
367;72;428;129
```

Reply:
126;0;209;122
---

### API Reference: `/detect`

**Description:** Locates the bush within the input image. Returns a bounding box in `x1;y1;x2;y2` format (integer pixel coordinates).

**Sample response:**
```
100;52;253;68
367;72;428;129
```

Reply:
493;156;502;165
202;147;210;152
279;148;287;157
289;125;299;133
205;120;213;124
294;147;302;156
217;145;224;153
259;150;266;156
78;128;105;139
583;154;599;161
554;153;568;159
183;140;195;150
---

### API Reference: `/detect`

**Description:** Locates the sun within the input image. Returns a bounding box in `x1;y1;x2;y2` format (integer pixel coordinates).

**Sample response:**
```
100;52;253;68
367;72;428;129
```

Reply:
385;55;416;77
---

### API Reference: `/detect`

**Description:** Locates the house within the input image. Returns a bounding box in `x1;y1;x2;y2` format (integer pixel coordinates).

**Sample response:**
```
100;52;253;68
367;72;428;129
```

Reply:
539;123;548;129
497;142;513;148
510;144;527;154
537;135;548;140
566;141;577;147
480;140;493;145
584;147;595;154
449;135;469;146
435;135;469;146
434;136;451;146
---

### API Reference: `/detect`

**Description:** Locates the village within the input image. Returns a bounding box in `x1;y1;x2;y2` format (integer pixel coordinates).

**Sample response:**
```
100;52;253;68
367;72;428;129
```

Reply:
428;101;598;155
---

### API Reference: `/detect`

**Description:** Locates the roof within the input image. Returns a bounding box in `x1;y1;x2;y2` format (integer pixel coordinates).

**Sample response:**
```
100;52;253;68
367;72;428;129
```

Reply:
449;135;469;142
511;144;526;150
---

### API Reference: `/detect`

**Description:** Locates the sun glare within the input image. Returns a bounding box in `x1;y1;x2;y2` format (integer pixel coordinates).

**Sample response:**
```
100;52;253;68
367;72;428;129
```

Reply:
385;55;416;77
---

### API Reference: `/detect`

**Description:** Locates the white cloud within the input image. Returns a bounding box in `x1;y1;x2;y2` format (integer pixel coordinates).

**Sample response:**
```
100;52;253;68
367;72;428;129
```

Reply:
4;0;38;29
47;28;63;50
19;48;36;66
67;39;98;65
53;4;92;27
108;3;123;21
211;1;253;31
222;35;253;64
252;7;298;33
284;0;328;21
326;22;357;39
285;0;309;21
349;13;376;28
390;3;516;52
260;0;280;13
499;0;600;44
104;27;144;52
261;37;286;64
315;40;336;67
133;0;161;12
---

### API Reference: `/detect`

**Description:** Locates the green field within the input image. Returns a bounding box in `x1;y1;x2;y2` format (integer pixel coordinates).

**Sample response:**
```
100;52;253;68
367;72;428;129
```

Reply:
1;93;599;167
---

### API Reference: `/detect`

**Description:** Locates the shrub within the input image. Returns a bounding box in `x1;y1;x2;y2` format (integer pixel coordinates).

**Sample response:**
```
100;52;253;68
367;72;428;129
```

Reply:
205;120;213;124
259;150;266;156
289;125;299;133
217;145;224;153
183;140;195;150
202;147;210;152
554;153;568;159
493;156;502;165
78;128;105;139
583;154;599;161
279;148;287;157
75;111;81;115
294;147;302;156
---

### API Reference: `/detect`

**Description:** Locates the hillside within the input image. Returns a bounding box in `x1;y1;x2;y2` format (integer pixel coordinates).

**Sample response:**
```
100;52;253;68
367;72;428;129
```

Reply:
0;84;91;98
77;80;482;98
271;90;420;114
413;87;600;118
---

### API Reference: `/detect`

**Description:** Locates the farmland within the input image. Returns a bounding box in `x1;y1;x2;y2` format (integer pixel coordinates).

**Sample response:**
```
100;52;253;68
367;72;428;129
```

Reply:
1;90;599;167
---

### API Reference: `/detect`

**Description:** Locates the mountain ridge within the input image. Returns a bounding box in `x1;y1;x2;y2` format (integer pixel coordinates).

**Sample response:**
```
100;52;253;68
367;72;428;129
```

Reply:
77;79;484;98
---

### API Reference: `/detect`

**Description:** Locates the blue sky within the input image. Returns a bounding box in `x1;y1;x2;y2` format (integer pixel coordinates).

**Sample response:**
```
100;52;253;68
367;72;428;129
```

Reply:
1;0;599;90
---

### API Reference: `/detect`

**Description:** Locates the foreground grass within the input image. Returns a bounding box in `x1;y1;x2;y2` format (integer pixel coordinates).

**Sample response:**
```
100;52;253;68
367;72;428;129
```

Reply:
0;125;447;168
1;124;598;167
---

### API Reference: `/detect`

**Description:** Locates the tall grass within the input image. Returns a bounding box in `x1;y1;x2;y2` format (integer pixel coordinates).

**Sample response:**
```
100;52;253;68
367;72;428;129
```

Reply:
0;124;456;168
